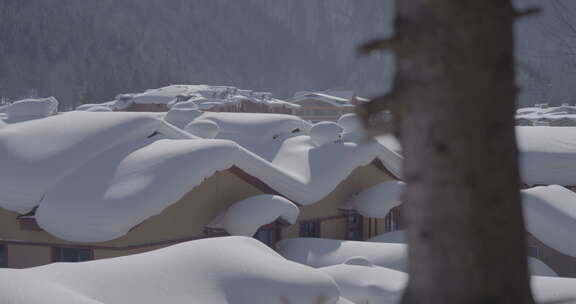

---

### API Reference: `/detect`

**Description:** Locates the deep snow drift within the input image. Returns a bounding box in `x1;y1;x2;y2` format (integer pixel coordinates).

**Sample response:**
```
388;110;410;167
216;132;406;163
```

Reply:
0;237;340;304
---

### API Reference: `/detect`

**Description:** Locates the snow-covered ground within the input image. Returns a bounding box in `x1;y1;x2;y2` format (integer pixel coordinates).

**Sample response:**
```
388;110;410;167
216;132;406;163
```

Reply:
0;236;571;304
0;237;340;304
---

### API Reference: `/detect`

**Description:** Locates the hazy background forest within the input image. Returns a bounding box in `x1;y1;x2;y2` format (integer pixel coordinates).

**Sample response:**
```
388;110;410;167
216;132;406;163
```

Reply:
0;0;574;109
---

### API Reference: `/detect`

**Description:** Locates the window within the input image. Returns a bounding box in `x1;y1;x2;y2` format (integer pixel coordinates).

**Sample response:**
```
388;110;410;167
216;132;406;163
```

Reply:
527;246;541;259
0;245;7;268
255;223;281;248
299;220;321;238
346;214;364;241
52;247;93;262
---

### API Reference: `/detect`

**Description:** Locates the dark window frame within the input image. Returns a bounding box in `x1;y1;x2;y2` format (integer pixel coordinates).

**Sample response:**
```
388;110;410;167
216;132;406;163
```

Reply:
0;245;7;268
51;247;94;263
299;220;321;238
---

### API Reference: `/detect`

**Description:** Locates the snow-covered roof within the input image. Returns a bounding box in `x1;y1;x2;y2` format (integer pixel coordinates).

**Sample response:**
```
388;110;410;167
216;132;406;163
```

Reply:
0;236;340;304
517;127;576;186
0;112;181;214
0;111;401;242
83;84;298;111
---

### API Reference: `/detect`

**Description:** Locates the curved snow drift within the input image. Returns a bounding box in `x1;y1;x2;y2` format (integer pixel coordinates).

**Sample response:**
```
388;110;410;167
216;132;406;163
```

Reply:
0;237;340;304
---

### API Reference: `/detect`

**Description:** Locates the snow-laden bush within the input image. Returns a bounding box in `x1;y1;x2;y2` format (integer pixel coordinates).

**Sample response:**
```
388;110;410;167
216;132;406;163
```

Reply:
309;121;342;146
184;119;219;139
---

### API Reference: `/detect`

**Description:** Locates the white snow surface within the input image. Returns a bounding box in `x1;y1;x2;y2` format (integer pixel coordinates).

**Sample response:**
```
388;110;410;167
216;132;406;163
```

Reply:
4;97;59;122
85;106;113;112
0;112;169;213
319;258;407;304
277;238;408;271
279;237;557;277
353;181;404;218
36;139;241;242
290;92;353;107
522;185;576;257
310;121;343;147
517;126;576;186
184;119;220;139
0;236;341;304
218;195;299;236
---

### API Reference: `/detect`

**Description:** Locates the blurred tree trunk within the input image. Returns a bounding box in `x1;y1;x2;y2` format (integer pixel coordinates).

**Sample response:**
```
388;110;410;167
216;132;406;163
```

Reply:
398;1;534;303
361;1;536;303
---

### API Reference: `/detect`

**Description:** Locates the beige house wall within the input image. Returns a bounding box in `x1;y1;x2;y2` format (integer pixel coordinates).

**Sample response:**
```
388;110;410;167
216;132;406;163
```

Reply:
0;170;264;267
526;233;576;277
283;163;394;240
7;245;51;269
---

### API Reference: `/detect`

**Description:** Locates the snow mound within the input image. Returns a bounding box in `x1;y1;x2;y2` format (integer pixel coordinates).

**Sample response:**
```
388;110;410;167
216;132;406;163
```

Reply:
522;185;576;257
338;113;363;133
277;238;408;271
163;107;203;129
343;256;374;267
517;127;576;186
310;121;342;147
219;195;299;236
529;257;558;277
85;106;113;112
0;237;341;304
0;112;166;213
36;139;241;242
278;237;556;278
532;276;576;304
194;112;310;159
4;97;59;122
184;119;220;139
353;181;404;218
320;262;407;304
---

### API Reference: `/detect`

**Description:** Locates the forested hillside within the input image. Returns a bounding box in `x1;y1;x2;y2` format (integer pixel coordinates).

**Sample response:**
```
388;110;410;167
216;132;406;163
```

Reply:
0;0;390;108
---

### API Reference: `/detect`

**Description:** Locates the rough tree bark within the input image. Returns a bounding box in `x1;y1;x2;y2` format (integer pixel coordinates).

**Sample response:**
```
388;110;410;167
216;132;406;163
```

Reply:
359;1;536;303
